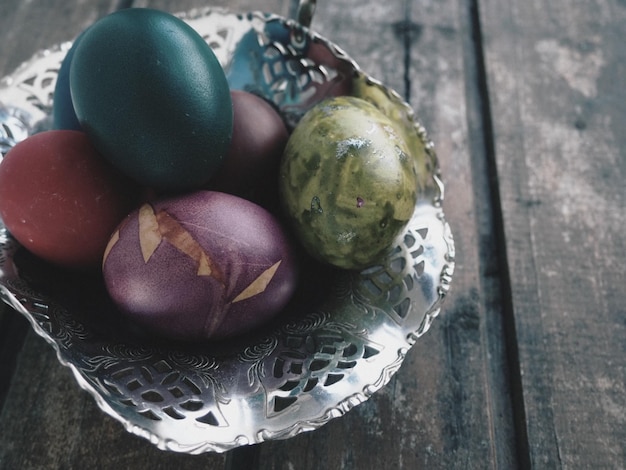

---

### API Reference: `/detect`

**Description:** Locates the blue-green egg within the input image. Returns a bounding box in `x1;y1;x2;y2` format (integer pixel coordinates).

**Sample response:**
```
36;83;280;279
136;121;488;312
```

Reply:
70;8;233;191
52;31;85;131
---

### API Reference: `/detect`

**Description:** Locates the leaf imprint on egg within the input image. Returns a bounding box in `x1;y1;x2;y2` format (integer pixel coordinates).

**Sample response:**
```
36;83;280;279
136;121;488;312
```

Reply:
102;229;120;264
231;260;282;303
138;203;223;281
139;203;162;262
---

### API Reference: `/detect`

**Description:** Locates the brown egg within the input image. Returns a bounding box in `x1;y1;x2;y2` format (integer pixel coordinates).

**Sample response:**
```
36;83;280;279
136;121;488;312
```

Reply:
102;190;299;341
0;130;141;269
207;90;288;209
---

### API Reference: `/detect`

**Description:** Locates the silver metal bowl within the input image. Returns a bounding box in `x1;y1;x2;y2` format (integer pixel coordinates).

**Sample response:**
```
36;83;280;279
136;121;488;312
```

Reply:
0;5;455;453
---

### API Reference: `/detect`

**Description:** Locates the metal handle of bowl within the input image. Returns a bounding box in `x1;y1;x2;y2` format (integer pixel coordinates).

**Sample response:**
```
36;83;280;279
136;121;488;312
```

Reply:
296;0;317;28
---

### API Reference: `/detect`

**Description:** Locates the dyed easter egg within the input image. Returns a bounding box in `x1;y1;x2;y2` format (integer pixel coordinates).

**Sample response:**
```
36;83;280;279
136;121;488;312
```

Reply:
102;191;298;341
279;96;418;270
52;31;86;130
207;90;288;209
70;8;233;190
0;130;141;269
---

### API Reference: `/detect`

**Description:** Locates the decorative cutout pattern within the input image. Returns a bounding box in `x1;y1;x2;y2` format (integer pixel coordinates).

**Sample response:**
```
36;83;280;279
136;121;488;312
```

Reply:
0;106;30;157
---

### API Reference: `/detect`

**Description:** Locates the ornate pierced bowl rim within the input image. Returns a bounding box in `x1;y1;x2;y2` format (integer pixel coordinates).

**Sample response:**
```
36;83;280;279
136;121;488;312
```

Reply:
0;7;455;454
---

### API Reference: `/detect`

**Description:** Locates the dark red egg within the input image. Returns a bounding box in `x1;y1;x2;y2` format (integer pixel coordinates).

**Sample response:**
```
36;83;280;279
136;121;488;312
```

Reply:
0;130;141;269
207;90;288;209
102;190;298;341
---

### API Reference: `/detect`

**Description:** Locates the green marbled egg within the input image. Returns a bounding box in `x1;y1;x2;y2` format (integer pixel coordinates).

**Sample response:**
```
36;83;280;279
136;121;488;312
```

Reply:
279;96;418;270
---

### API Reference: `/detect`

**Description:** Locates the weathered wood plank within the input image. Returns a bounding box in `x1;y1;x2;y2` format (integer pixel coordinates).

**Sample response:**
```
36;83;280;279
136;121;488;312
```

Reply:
0;0;121;77
478;0;626;467
256;0;518;468
136;0;294;18
405;1;519;467
0;304;29;409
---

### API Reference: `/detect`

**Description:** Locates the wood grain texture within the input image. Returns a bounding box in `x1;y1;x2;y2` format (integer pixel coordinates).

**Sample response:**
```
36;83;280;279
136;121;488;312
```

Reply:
404;1;519;467
255;1;517;468
0;0;121;78
478;0;626;467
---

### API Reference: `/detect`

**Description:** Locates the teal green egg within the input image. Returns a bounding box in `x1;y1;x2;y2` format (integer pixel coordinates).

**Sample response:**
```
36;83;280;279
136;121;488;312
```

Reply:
70;8;233;191
52;30;85;131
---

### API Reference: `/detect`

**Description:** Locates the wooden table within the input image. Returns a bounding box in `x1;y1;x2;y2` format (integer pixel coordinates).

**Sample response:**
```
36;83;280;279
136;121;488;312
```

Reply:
1;0;624;468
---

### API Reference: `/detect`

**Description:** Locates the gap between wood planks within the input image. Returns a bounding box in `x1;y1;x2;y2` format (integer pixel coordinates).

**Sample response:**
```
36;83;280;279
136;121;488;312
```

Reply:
467;0;530;468
392;0;415;103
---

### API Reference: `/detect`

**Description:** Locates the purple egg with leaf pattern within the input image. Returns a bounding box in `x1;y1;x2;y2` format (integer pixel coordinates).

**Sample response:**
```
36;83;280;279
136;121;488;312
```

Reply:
102;190;298;341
